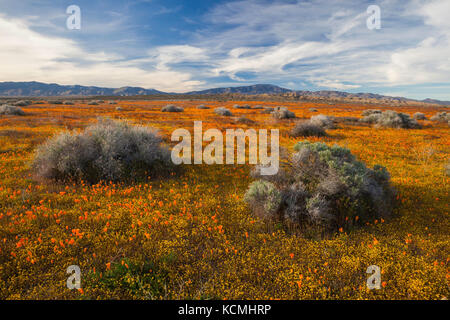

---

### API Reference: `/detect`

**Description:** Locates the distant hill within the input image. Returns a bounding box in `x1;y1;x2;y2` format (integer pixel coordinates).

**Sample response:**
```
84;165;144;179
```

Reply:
0;81;448;106
186;84;292;95
0;82;165;97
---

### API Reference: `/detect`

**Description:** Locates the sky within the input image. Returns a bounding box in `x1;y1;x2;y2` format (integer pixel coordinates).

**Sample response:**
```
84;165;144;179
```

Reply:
0;0;449;100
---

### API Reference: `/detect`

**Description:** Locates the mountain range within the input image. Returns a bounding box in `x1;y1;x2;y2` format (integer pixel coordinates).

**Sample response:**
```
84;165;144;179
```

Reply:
0;81;448;106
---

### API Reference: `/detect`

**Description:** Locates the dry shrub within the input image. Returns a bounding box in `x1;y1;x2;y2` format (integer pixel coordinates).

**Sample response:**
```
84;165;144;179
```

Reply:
236;116;256;125
245;141;395;232
32;118;172;183
196;105;210;109
310;114;335;129
291;121;327;137
360;110;421;129
214;107;233;116
13;100;31;107
430;112;450;123
361;109;381;116
0;105;26;116
309;108;318;112
162;105;184;112
261;107;274;114
271;106;295;119
413;112;426;120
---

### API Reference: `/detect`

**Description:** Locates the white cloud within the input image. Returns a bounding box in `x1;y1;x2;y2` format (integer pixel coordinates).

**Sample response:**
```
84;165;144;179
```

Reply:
0;15;203;92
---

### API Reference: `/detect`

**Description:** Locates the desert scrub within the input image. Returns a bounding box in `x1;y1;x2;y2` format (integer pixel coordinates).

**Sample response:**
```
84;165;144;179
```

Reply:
430;112;449;123
236;116;256;125
162;105;184;112
0;105;26;116
360;110;421;129
32;118;172;183
361;109;381;116
271;106;295;119
214;107;233;116
291;121;327;137
413;112;426;120
310;114;335;129
245;141;395;232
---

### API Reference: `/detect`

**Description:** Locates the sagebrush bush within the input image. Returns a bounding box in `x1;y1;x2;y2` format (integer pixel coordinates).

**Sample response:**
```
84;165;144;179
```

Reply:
360;110;420;129
0;105;26;116
361;109;381;116
236;116;255;125
261;107;274;114
196;105;210;109
214;107;233;116
63;101;74;105
32;118;172;183
271;106;295;119
162;105;184;112
13;100;31;107
310;114;335;129
291;121;327;137
309;108;318;112
245;141;395;231
430;112;450;123
88;101;99;106
233;104;251;109
413;112;426;120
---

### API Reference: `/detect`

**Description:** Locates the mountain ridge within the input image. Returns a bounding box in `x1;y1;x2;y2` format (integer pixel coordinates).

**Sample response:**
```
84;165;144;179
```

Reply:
0;81;448;106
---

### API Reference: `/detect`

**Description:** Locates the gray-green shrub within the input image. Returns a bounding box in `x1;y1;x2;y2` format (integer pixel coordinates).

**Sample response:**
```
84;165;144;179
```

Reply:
413;112;426;120
162;105;184;112
214;107;233;116
291;121;327;137
360;110;420;129
0;105;25;116
32;118;171;183
245;141;395;231
430;112;450;123
361;109;381;117
271;106;295;119
310;114;335;129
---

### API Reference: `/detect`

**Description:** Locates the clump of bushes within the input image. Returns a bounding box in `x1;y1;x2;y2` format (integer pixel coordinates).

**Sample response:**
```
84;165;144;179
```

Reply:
291;121;327;137
361;109;381;117
310;114;335;129
261;107;274;114
233;104;251;109
245;141;395;231
236;116;255;125
116;106;123;111
271;106;295;119
13;100;31;107
252;105;264;109
32;118;172;183
63;101;74;105
48;100;63;105
88;101;99;106
109;101;117;105
309;108;318;112
162;105;184;112
0;105;26;116
196;105;210;109
360;110;421;129
413;112;426;120
214;107;233;116
430;112;450;123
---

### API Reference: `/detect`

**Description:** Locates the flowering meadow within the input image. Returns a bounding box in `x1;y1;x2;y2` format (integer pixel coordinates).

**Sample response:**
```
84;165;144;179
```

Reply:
0;100;448;299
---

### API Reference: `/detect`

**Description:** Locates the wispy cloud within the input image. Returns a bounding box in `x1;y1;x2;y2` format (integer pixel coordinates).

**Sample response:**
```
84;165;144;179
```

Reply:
0;0;448;99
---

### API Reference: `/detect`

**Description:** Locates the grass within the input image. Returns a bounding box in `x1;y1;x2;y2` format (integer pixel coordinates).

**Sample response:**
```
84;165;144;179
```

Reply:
0;100;448;299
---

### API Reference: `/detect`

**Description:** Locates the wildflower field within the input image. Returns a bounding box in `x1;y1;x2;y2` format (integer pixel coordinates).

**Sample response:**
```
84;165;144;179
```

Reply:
0;100;448;299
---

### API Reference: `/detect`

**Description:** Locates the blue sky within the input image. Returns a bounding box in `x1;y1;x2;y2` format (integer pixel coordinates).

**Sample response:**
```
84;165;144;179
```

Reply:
0;0;449;100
